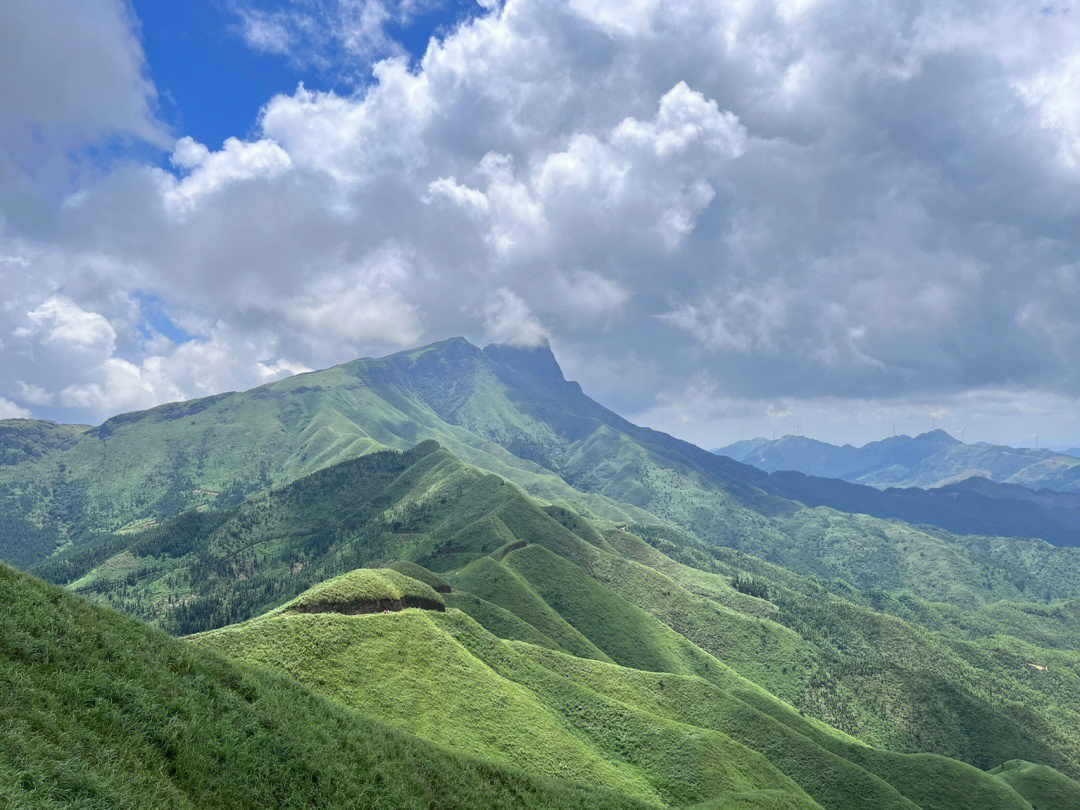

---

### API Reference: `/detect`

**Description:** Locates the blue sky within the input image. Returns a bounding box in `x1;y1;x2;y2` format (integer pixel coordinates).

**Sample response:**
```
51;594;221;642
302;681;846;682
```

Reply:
131;0;476;150
3;0;1080;447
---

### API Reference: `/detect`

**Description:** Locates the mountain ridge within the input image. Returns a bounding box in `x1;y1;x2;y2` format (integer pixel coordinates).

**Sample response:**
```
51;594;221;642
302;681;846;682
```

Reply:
717;431;1080;492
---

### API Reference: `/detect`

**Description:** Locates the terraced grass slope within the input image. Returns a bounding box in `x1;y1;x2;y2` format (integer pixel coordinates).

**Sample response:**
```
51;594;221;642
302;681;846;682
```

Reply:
195;568;1049;810
988;760;1080;809
35;438;1080;780
0;563;651;810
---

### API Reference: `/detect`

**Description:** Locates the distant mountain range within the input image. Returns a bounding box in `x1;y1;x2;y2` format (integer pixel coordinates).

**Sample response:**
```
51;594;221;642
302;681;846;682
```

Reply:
716;430;1080;492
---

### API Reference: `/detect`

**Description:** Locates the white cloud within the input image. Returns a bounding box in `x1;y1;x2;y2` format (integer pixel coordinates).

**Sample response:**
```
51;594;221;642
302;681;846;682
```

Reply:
483;288;548;346
612;81;746;160
260;61;434;183
231;0;442;66
429;82;744;257
552;270;630;318
163;136;293;215
291;249;423;345
0;397;31;419
1016;51;1080;170
14;381;53;406
660;281;792;354
27;296;117;355
3;0;1080;445
427;152;548;256
0;0;164;147
234;7;298;56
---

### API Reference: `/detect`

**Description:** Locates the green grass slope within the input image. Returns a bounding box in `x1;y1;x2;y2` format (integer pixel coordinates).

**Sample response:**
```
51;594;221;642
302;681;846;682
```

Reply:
48;441;597;634
197;570;1050;810
989;760;1080;809
0;564;653;810
274;566;445;614
196;608;666;804
39;437;1080;780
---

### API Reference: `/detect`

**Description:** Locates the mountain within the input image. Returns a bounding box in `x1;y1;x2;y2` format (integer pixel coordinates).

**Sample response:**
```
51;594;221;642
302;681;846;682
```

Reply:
194;564;1053;810
0;337;790;570
762;470;1080;549
11;553;1070;809
0;563;647;810
26;436;1080;783
717;431;1080;492
6;337;1080;800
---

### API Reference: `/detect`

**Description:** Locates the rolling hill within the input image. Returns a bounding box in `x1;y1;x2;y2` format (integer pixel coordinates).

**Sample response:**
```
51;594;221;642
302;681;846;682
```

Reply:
6;336;1080;596
194;563;1058;809
27;437;1080;783
0;562;649;810
5;337;1080;804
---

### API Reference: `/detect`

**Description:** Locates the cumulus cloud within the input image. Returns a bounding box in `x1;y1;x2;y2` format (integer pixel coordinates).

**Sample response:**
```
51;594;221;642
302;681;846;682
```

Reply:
260;63;434;182
231;0;445;67
0;0;163;149
3;0;1080;446
552;271;630;318
291;248;423;344
164;137;293;215
27;296;117;356
0;397;31;420
483;288;548;346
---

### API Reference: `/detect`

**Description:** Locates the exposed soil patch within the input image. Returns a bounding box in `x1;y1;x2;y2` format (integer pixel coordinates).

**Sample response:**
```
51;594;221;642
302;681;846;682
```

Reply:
289;596;446;616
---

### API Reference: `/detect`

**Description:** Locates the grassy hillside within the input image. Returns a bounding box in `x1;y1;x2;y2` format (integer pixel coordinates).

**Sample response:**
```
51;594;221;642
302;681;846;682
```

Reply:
988;760;1080;809
32;438;1080;779
9;337;1080;619
8;337;1080;619
6;338;1080;799
42;441;555;633
0;563;652;810
197;570;1052;810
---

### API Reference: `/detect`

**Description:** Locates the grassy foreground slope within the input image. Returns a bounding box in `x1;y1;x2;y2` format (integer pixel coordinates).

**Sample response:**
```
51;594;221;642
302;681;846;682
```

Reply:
0;563;653;810
988;760;1080;809
197;570;1045;810
47;439;1080;779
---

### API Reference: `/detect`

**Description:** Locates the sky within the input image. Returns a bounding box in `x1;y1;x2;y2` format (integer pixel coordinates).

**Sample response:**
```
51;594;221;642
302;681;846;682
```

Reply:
2;0;1080;450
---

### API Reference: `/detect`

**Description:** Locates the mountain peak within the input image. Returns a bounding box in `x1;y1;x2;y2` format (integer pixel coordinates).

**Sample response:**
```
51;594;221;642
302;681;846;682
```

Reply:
483;338;566;384
913;429;960;445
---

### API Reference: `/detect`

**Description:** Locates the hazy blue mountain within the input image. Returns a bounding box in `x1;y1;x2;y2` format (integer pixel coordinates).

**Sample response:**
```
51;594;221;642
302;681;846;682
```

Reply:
717;431;1080;492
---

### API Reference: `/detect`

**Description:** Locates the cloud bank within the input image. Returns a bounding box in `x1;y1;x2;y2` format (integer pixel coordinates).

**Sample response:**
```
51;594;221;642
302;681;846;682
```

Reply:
2;0;1080;446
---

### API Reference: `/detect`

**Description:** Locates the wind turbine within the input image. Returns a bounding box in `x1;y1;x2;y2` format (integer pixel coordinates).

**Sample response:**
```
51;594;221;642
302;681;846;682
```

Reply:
1031;434;1039;450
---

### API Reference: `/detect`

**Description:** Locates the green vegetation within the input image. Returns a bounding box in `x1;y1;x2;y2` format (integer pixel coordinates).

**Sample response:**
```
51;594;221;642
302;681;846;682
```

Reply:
275;567;445;614
0;563;651;810
197;569;1051;809
989;760;1080;809
5;337;1080;806
386;559;453;592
